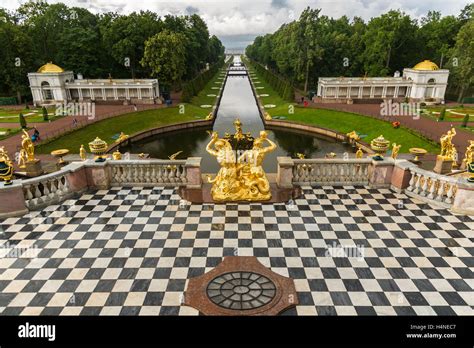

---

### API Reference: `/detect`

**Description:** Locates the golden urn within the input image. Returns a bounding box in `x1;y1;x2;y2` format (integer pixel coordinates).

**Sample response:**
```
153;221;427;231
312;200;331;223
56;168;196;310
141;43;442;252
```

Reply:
88;137;108;162
370;135;390;160
0;148;14;185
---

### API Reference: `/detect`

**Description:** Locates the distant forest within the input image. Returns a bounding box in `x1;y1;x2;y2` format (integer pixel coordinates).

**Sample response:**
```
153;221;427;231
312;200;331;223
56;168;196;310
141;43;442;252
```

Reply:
246;5;474;100
0;0;225;102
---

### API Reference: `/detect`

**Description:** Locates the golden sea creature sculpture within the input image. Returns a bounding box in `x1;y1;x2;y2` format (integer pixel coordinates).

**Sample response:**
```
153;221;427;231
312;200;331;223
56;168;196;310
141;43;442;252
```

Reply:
168;151;183;161
116;132;129;143
206;129;276;202
391;143;401;160
440;127;457;161
21;130;36;162
80;145;87;161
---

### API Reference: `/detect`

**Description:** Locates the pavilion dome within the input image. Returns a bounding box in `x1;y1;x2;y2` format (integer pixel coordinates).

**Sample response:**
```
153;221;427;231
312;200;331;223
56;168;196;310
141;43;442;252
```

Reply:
412;60;439;71
37;62;65;73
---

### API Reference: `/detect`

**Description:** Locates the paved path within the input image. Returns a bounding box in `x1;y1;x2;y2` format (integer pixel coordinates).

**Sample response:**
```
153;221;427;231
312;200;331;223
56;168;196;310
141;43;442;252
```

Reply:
310;102;473;159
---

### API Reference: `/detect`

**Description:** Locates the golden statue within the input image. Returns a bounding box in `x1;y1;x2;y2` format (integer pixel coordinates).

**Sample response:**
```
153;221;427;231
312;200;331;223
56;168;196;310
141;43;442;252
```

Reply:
206;128;276;202
0;147;14;185
238;131;276;200
461;140;474;170
168;151;183;160
18;149;28;168
265;112;272;120
296;153;305;159
233;119;245;141
21;130;36;162
355;146;364;159
391;143;401;159
112;151;122;160
205;112;213;120
80;145;87;161
346;130;360;141
440;127;457;160
116;132;129;143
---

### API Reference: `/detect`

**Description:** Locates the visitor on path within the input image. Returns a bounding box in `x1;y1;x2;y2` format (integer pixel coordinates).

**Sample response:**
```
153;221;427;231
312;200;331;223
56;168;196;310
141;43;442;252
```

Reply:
32;128;40;142
72;118;78;128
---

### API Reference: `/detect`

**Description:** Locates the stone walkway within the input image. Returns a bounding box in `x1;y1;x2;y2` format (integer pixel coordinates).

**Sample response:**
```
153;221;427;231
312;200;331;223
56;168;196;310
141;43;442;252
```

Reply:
0;186;472;316
310;102;473;158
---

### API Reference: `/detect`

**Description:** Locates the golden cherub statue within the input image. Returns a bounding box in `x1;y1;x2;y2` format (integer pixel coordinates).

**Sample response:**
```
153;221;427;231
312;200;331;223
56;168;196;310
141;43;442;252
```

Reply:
205;112;213;120
80;145;87;161
296;153;305;159
18;149;28;168
346;130;360;141
391;143;401;159
21;130;36;162
440;127;457;161
356;146;364;159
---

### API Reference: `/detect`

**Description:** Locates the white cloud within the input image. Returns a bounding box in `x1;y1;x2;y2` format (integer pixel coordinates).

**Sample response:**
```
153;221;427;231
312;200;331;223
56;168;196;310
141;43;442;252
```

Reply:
2;0;470;46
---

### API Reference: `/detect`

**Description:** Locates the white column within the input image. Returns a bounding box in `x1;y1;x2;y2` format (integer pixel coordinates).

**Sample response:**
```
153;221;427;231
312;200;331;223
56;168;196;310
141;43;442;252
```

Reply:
370;86;374;98
78;88;83;101
138;88;142;100
102;88;106;100
347;87;351;98
90;88;95;101
149;88;153;99
126;87;130;100
358;86;362;98
382;86;387;98
394;86;399;98
335;86;339;98
114;88;118;100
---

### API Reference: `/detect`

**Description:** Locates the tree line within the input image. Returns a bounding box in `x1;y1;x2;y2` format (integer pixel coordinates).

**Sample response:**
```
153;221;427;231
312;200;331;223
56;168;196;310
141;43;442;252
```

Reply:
0;0;225;103
245;5;473;100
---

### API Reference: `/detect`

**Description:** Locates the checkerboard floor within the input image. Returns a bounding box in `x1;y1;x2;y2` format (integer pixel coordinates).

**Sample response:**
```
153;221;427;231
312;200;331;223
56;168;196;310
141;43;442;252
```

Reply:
0;186;472;316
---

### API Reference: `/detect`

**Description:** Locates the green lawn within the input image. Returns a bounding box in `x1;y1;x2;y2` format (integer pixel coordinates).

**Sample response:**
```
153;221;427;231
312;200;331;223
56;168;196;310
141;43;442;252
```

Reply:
422;106;474;122
0;106;59;123
36;104;208;154
0;127;21;141
247;60;440;154
246;61;287;107
190;67;228;108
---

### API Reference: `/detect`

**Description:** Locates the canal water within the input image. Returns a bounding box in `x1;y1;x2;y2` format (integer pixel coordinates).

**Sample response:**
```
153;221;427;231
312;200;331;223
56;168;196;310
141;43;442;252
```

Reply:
121;56;351;172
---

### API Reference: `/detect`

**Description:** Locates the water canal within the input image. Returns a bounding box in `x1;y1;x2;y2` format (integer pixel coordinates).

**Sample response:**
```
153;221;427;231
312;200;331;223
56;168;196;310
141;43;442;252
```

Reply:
121;56;351;172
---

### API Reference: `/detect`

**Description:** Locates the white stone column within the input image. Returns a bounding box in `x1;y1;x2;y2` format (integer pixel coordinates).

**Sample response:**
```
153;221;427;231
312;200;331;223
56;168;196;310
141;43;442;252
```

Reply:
114;88;118;100
102;88;107;100
335;86;339;98
347;87;351;98
126;88;130;100
149;88;153;99
370;86;374;98
358;86;362;98
78;88;83;101
394;86;399;98
138;88;142;100
382;86;387;98
90;88;95;101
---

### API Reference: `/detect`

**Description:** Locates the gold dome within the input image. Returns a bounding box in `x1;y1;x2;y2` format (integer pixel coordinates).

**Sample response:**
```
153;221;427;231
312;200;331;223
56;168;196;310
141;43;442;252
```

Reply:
37;62;64;73
413;60;439;71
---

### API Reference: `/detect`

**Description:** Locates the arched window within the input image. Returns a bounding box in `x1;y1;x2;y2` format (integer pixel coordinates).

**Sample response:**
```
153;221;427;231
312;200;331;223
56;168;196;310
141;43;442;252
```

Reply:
427;78;436;84
41;81;53;100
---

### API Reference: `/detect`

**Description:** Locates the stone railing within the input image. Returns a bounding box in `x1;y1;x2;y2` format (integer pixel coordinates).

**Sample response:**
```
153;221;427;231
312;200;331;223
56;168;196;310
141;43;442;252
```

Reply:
401;165;473;214
109;160;187;187
22;170;73;210
0;157;202;217
292;158;372;185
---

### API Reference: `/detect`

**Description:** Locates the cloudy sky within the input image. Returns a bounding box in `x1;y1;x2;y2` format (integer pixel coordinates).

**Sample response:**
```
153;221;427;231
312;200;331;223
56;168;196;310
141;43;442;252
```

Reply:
2;0;471;49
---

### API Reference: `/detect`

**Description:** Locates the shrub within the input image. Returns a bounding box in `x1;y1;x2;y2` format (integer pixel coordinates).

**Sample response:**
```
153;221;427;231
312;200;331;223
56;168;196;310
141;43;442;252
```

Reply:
19;113;27;129
42;106;49;121
438;108;446;121
461;113;469;127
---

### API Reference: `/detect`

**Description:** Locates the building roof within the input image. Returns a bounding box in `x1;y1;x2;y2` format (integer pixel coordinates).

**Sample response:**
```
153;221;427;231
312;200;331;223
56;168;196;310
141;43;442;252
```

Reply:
413;60;439;71
37;62;65;73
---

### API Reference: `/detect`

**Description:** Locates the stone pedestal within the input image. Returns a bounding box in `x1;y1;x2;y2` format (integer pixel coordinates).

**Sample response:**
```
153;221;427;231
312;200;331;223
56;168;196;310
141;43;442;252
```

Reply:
25;159;43;177
433;156;454;175
368;158;394;188
0;183;28;218
276;157;294;189
390;160;418;192
185;157;202;189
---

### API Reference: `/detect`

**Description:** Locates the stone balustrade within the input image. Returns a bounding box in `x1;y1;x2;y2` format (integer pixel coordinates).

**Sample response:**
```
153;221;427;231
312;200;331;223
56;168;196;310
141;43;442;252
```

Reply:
109;160;188;186
404;165;474;214
292;158;372;185
22;170;73;210
0;158;201;217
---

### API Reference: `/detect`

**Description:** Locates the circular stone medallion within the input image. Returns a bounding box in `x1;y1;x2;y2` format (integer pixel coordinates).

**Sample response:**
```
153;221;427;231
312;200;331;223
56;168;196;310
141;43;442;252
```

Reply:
207;271;276;310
